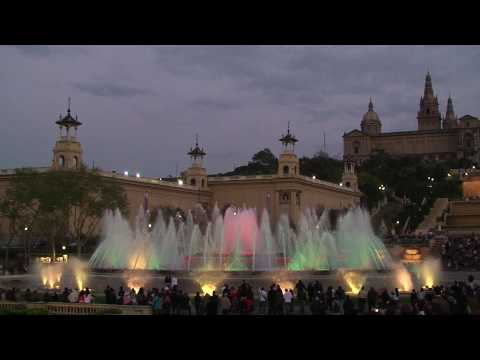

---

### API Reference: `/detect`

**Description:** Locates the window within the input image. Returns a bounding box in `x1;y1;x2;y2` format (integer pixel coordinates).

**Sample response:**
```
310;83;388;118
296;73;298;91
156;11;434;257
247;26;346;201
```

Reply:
73;156;78;169
283;165;289;175
426;109;430;114
201;179;205;187
345;181;351;188
294;166;297;174
353;141;360;154
59;155;65;167
282;193;289;202
190;178;196;186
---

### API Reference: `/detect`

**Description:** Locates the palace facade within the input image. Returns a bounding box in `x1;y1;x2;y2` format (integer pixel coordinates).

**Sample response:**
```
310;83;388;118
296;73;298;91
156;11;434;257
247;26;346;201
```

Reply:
343;72;480;165
0;103;361;234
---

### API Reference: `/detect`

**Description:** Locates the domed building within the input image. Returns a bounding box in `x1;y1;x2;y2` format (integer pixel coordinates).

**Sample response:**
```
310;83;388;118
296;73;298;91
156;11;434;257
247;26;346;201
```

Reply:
360;98;381;135
344;72;480;165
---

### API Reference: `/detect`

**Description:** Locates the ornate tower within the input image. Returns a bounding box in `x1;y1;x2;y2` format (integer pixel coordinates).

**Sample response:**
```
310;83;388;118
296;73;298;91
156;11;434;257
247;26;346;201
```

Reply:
277;122;299;177
361;98;382;135
52;98;83;170
443;95;458;129
184;134;208;188
417;71;442;131
341;159;358;192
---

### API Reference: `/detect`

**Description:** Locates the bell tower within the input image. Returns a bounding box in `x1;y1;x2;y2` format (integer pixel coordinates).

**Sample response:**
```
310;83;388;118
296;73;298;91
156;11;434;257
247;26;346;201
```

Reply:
184;134;208;188
341;159;358;192
417;71;442;131
52;98;83;170
277;122;299;177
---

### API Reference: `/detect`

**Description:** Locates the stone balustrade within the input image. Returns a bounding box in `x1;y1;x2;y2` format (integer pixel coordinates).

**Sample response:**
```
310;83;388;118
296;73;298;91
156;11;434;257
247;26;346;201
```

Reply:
0;301;153;315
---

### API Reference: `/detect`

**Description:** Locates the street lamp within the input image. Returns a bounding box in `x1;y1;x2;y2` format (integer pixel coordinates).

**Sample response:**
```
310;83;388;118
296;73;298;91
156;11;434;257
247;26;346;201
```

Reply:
148;223;152;229
178;179;184;185
62;245;66;250
136;172;141;178
124;171;129;176
24;226;28;231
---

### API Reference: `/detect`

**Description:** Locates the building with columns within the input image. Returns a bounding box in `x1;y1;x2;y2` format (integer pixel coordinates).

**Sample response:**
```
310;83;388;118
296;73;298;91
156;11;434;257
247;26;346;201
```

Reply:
0;103;361;234
343;72;480;165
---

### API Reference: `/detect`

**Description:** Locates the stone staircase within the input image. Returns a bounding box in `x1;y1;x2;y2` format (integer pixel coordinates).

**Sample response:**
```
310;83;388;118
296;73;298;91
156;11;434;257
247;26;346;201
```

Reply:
415;198;449;235
444;200;480;233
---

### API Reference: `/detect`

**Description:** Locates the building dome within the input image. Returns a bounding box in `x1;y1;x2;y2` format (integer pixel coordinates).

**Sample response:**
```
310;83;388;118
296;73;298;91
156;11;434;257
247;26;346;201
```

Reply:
361;98;381;135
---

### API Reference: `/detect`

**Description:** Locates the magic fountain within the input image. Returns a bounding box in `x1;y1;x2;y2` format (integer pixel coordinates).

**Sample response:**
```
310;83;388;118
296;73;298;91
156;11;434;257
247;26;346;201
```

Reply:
89;205;395;273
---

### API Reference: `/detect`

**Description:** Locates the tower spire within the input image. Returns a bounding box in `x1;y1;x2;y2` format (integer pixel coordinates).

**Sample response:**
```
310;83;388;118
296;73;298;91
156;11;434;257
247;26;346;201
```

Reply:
368;97;373;111
67;97;71;114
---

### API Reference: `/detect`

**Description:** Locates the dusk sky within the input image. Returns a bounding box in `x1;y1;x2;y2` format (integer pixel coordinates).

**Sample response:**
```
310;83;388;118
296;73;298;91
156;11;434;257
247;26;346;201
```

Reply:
1;45;479;177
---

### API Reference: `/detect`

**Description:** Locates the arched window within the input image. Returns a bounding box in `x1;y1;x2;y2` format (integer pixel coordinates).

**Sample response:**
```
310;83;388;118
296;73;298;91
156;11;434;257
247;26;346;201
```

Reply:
283;165;289;175
345;181;351;188
59;155;65;167
201;179;205;187
282;193;289;202
294;166;297;174
190;178;196;186
73;156;78;169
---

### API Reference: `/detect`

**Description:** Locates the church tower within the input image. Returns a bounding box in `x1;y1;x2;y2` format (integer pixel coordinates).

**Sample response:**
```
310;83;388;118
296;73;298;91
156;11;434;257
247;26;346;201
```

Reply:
417;72;442;131
52;98;83;170
184;134;208;188
443;95;458;129
341;159;358;192
277;122;299;177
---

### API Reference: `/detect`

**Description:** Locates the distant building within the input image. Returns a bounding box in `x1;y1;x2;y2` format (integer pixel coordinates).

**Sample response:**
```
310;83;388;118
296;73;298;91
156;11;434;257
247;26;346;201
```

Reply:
0;103;361;235
343;72;480;165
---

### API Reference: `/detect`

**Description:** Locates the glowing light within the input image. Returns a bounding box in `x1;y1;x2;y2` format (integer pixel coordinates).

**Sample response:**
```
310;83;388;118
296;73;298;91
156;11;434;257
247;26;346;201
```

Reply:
40;264;63;289
24;226;28;231
200;283;216;295
233;211;237;216
312;175;316;180
124;171;129;176
339;182;343;186
343;271;365;295
465;172;469;176
178;179;184;185
128;253;147;270
148;223;152;228
127;277;145;293
394;265;413;292
396;220;400;225
447;173;452;177
473;166;476;169
62;245;66;250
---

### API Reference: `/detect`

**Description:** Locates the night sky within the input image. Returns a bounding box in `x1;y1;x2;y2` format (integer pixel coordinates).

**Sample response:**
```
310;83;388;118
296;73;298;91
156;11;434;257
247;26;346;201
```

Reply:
1;46;479;177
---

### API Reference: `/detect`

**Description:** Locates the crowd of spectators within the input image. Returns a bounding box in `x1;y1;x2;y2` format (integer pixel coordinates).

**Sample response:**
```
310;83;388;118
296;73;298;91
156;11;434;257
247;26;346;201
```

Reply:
2;274;479;315
441;234;480;271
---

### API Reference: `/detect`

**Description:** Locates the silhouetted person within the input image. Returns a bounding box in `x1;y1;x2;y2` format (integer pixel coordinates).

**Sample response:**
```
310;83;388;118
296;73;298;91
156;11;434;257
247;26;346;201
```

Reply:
206;291;219;315
367;287;378;311
194;292;202;315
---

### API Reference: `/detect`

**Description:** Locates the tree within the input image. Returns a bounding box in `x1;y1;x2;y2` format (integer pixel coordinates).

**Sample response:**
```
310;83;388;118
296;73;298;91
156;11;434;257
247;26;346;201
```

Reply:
221;148;278;176
61;168;129;257
0;169;44;272
0;167;129;264
299;151;343;183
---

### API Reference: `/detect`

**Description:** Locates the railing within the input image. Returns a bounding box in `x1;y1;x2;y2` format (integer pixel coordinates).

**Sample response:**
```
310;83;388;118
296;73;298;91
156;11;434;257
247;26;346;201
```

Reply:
0;167;50;175
0;301;153;315
98;171;200;191
208;174;354;192
298;175;355;192
208;174;275;182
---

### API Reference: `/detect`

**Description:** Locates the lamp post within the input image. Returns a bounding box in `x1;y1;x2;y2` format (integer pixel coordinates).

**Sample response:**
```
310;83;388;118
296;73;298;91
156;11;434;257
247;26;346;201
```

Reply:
24;226;30;269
